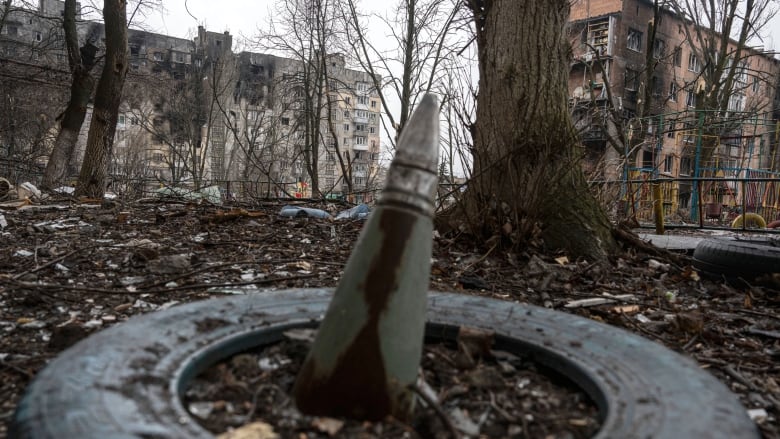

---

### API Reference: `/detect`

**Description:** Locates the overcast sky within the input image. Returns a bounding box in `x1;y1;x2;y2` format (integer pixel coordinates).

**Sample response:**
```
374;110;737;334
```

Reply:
139;0;780;53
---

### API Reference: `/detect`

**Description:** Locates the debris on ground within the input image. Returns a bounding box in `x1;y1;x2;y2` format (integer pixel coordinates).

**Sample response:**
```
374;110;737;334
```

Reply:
0;200;777;437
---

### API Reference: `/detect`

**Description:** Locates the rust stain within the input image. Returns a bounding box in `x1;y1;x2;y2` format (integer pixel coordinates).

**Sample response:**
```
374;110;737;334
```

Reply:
294;209;416;420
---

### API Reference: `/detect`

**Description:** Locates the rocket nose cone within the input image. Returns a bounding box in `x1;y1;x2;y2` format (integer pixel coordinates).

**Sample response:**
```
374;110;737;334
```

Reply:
393;94;439;173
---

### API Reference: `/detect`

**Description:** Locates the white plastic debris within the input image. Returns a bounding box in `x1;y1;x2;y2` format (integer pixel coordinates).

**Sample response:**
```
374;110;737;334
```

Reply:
647;259;670;272
449;407;480;436
747;408;768;422
188;402;215;420
636;314;652;324
14;249;33;257
53;186;76;195
18;182;41;199
0;214;7;230
83;319;103;329
20;320;47;329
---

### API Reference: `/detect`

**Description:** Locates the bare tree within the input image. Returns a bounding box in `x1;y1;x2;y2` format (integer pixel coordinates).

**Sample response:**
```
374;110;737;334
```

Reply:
40;0;99;189
0;0;71;181
675;0;777;162
340;0;466;149
253;0;344;198
456;0;618;261
75;0;128;198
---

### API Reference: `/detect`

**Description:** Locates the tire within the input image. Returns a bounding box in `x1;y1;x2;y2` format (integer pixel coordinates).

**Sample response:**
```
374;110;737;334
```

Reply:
730;213;767;229
11;289;758;439
693;236;780;281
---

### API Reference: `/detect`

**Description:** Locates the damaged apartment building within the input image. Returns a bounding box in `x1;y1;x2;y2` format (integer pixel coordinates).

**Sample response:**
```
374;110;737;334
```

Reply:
568;0;780;217
0;0;383;200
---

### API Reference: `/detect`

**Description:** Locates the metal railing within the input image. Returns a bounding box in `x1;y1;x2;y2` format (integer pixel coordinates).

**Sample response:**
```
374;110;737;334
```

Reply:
590;174;780;232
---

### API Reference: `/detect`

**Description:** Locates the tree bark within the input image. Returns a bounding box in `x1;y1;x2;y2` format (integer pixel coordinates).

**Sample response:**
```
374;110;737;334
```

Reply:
41;0;98;190
75;0;128;198
462;0;618;261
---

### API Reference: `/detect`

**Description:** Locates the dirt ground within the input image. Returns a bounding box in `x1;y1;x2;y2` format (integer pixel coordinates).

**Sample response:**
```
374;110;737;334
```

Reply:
0;197;778;438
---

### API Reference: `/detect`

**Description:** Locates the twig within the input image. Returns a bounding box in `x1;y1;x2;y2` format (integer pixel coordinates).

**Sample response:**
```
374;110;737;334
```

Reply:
682;334;699;351
0;360;34;379
722;365;757;391
463;241;498;272
409;382;462;439
736;308;780;322
12;245;97;280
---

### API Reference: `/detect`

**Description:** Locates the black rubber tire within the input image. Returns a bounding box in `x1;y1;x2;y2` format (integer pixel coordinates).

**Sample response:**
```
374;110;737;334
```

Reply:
693;236;780;281
11;289;757;439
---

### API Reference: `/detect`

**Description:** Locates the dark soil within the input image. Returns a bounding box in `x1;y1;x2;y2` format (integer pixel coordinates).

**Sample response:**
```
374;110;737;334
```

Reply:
184;330;599;438
0;197;778;438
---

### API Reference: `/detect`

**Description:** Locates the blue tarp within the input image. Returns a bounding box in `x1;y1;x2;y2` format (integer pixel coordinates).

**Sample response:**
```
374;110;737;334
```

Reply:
278;203;371;220
279;206;332;219
335;203;370;220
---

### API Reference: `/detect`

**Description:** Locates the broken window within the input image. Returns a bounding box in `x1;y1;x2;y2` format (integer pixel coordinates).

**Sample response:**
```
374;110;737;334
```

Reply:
627;29;642;52
587;18;609;54
680;156;692;175
642;149;654;169
752;76;760;93
624;68;639;102
688;53;700;73
686;89;696;107
663;155;673;173
651;76;661;97
624;68;639;91
653;39;665;59
666;120;676;139
669;82;678;101
673;47;682;67
728;93;744;112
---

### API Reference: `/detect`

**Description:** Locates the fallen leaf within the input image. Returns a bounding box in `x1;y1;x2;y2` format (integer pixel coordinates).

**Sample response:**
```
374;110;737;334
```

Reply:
311;417;344;436
217;421;278;439
611;305;640;314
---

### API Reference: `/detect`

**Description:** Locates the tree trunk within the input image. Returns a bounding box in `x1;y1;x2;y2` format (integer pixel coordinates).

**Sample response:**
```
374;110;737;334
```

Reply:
462;0;617;261
41;0;97;190
75;0;128;199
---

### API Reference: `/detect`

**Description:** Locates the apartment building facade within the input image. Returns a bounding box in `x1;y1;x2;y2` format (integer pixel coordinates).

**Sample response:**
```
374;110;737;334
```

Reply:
0;0;382;201
568;0;780;219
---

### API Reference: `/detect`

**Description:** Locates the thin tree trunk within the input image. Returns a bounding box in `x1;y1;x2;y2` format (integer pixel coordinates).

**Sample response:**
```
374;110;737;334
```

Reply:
75;0;128;198
41;0;97;189
462;0;617;261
